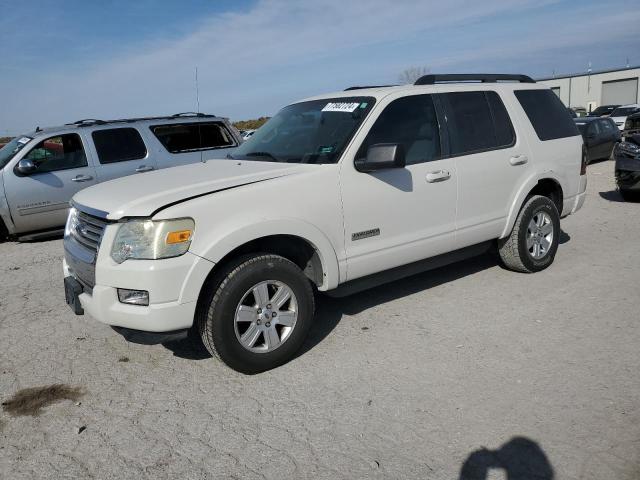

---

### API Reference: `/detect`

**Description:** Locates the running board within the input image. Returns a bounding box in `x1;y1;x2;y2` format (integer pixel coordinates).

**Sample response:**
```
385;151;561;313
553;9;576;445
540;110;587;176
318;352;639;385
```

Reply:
327;241;494;298
17;229;65;242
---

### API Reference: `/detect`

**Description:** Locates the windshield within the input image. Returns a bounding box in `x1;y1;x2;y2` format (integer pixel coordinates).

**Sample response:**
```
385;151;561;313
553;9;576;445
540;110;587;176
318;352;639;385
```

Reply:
611;106;640;117
230;97;375;164
0;136;32;170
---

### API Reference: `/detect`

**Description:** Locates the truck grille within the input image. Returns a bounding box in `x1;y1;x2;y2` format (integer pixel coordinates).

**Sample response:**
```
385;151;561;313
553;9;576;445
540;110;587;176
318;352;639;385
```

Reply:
71;211;108;252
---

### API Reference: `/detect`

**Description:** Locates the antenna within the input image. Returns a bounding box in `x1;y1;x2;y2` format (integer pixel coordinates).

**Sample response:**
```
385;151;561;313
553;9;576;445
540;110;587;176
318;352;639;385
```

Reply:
195;66;200;114
195;66;205;163
626;57;630;68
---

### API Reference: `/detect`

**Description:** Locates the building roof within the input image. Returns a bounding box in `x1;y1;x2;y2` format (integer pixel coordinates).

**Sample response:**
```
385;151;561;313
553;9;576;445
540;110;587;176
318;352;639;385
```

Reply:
538;65;640;81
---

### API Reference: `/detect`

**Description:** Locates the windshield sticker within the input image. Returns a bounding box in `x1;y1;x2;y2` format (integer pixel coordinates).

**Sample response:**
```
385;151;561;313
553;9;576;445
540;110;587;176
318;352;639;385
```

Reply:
17;137;31;145
322;102;361;113
360;102;368;109
319;146;334;154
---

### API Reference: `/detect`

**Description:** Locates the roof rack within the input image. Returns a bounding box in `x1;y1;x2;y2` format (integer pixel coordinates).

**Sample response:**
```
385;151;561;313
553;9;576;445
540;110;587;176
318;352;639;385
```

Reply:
344;85;396;91
414;74;535;85
66;113;218;127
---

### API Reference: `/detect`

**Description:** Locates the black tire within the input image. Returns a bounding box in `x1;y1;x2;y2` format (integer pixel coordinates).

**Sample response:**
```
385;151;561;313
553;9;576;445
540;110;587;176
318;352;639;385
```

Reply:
498;195;560;273
196;254;315;374
619;189;640;202
0;219;8;242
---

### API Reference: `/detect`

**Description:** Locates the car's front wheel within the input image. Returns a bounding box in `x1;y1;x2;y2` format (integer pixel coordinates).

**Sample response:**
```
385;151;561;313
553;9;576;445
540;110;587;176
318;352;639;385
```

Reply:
498;195;560;273
197;254;315;374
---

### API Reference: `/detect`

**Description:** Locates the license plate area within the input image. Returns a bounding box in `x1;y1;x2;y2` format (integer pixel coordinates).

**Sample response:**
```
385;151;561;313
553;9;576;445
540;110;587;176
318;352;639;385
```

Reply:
64;276;84;315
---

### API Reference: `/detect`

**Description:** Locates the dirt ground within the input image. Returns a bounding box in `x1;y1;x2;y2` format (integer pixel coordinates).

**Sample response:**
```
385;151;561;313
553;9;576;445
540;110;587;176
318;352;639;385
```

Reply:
0;158;638;479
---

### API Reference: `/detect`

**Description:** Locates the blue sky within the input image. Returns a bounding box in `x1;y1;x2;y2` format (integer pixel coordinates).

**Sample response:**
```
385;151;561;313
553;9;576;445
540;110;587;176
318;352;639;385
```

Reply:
1;0;639;134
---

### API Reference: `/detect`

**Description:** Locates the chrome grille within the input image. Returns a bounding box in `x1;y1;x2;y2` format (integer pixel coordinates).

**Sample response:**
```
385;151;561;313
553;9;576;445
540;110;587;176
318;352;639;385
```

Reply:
71;211;108;252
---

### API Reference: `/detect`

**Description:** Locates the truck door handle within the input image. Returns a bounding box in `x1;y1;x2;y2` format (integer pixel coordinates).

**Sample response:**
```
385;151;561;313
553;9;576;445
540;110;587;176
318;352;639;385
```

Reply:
135;165;154;173
426;170;451;183
71;174;93;182
509;155;529;166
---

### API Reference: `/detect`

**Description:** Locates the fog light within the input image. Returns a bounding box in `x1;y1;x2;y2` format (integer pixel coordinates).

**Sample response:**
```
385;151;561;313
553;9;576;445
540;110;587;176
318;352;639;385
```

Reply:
117;288;149;306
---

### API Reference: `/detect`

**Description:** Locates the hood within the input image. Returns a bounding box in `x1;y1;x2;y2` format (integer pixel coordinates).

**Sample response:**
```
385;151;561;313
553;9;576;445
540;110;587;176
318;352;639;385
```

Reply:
72;160;314;220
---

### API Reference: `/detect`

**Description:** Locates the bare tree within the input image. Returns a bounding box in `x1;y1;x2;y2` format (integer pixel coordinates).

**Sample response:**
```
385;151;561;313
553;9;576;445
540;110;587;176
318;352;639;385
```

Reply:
398;66;431;84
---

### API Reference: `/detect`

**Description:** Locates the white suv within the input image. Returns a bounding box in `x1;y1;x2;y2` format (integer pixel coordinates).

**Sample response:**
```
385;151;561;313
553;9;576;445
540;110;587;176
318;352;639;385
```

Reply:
63;74;587;373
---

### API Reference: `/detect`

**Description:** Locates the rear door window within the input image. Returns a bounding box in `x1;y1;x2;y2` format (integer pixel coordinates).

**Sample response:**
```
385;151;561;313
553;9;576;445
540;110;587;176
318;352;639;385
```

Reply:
150;122;236;153
514;89;579;141
439;91;514;156
22;134;87;173
92;128;147;164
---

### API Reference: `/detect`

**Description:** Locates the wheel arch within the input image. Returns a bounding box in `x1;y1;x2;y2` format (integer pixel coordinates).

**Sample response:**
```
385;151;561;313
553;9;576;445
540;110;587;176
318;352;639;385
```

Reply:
501;174;564;239
193;220;341;293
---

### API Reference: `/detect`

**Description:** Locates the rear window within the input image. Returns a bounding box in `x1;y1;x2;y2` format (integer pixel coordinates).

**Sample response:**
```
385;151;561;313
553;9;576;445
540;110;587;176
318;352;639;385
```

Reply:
150;122;236;154
514;89;579;141
92;128;147;164
440;91;515;156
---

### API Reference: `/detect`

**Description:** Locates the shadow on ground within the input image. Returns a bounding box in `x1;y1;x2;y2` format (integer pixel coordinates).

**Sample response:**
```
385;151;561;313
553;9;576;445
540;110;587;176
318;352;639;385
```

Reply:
459;436;554;479
165;231;572;363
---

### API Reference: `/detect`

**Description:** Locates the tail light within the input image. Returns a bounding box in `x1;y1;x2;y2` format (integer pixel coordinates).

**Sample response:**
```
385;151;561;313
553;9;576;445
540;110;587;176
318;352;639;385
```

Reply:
580;144;587;175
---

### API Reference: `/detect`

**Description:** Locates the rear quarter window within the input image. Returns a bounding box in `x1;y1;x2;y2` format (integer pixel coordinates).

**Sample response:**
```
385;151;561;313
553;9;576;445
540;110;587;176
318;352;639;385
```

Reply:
514;89;579;141
150;122;236;153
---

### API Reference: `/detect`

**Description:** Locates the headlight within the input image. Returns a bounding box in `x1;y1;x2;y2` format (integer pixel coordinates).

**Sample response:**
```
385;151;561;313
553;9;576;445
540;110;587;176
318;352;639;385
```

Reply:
110;218;194;263
65;207;78;238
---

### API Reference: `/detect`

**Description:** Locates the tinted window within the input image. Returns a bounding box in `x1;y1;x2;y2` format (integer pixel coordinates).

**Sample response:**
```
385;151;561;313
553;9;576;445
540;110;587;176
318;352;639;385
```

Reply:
514;89;579;141
610;106;640;117
23;134;87;173
440;91;514;156
151;122;235;153
357;94;441;165
486;92;516;147
92;128;147;164
600;119;614;132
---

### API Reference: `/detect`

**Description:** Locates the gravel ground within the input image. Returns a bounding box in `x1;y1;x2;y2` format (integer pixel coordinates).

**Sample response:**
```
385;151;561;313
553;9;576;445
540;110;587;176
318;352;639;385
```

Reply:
1;159;638;479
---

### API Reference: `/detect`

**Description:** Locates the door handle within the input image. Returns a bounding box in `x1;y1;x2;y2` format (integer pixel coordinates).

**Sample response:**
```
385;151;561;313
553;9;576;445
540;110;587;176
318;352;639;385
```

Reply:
426;170;451;183
135;165;154;173
71;174;93;182
509;155;529;166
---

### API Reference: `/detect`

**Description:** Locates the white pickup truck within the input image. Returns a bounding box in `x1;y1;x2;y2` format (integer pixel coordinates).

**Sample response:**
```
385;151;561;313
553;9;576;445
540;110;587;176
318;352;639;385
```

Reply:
63;74;586;373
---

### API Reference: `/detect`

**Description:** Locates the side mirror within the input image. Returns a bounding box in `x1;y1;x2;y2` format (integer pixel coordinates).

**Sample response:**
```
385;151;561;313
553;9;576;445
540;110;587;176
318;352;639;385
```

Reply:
16;158;37;175
355;143;405;173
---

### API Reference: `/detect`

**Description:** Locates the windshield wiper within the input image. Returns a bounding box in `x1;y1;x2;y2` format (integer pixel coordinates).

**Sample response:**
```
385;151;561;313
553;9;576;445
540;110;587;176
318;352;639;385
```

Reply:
244;151;281;162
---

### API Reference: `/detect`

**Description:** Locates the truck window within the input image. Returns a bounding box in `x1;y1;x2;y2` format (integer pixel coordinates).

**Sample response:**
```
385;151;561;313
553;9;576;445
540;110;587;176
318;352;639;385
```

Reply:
514;89;579;141
150;122;236;153
92;128;147;164
22;134;87;173
357;94;441;165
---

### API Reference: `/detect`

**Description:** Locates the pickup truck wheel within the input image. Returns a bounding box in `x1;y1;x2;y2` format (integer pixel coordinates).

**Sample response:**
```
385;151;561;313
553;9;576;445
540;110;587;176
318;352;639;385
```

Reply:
197;254;314;374
498;195;560;273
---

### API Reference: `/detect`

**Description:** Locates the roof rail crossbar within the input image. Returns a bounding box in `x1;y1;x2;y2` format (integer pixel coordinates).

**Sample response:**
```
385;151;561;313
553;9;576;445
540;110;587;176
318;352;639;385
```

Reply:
414;74;535;85
344;85;396;91
171;112;214;118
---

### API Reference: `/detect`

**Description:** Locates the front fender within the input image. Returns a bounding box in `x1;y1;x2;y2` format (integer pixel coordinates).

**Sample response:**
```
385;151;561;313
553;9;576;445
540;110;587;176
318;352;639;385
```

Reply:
500;170;564;239
191;218;341;291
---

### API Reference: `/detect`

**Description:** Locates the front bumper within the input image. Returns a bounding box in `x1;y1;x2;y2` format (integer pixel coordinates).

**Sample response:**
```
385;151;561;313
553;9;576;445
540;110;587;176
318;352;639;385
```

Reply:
63;251;213;333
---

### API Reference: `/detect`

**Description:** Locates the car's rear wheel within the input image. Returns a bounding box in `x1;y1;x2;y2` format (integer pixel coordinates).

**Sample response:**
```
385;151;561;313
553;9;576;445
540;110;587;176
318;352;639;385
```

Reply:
197;254;314;374
498;195;560;273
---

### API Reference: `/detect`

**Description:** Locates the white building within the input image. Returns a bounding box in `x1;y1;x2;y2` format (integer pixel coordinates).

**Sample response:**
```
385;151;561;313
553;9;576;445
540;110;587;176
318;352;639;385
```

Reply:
538;66;640;112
